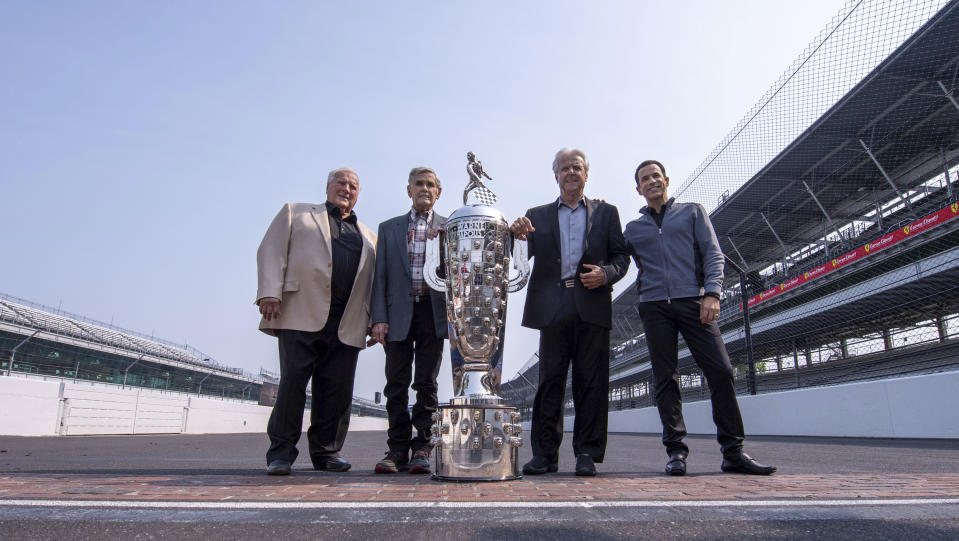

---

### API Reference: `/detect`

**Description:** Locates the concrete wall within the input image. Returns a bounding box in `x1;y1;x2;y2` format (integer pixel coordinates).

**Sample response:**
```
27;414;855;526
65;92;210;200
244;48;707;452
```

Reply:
0;378;62;436
184;396;272;435
0;375;387;436
181;396;391;433
3;371;954;438
61;384;187;435
601;370;959;439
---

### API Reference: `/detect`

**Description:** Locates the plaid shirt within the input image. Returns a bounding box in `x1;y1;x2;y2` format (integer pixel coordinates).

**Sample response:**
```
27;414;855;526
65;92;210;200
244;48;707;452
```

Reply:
408;208;433;296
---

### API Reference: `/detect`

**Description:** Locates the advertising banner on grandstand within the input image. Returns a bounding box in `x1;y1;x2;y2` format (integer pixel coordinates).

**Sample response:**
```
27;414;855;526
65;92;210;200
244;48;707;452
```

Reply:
743;203;959;309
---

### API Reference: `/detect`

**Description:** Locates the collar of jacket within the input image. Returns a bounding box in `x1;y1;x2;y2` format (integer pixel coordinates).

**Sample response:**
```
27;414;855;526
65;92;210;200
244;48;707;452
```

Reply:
641;197;675;217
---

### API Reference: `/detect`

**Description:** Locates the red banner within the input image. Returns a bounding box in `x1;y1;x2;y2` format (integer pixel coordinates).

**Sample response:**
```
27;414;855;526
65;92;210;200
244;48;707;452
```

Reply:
742;202;959;309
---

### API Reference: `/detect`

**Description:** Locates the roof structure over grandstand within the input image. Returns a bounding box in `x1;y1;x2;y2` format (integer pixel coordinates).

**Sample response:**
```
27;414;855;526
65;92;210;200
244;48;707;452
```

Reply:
0;292;250;379
711;2;959;274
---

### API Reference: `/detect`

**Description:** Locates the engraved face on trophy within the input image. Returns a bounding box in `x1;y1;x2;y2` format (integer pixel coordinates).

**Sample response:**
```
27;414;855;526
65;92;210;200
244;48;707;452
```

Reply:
425;152;529;400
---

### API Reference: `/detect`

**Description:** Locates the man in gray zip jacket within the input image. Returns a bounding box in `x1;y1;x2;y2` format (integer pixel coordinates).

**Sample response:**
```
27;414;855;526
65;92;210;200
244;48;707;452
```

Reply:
624;160;775;476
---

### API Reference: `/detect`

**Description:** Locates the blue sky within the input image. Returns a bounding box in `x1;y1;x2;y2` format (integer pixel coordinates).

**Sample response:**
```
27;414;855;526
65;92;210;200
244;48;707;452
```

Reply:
1;1;847;401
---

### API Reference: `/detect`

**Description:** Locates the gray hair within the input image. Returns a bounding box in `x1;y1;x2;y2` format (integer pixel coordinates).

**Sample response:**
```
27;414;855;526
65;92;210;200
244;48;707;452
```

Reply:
327;167;359;187
408;167;441;189
551;148;590;174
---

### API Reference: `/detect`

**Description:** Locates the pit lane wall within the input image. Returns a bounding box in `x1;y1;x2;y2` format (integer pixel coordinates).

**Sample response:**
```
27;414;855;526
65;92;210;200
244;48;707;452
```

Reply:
0;375;387;436
593;370;957;439
4;371;955;438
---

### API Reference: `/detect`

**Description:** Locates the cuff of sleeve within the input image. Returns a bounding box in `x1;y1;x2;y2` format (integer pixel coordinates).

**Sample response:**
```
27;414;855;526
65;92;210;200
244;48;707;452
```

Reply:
703;292;721;300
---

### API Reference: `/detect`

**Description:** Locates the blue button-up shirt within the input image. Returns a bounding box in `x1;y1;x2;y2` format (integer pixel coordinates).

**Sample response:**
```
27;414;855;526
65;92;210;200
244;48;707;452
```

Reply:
557;197;587;279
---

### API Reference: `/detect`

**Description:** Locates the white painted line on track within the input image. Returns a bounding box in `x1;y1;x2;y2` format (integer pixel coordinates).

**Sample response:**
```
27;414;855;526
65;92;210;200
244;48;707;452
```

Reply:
1;498;958;510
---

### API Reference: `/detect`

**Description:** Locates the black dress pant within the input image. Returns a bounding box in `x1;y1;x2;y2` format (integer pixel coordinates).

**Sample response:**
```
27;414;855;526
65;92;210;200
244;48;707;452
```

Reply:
530;287;610;462
383;299;444;454
266;316;360;467
637;297;745;458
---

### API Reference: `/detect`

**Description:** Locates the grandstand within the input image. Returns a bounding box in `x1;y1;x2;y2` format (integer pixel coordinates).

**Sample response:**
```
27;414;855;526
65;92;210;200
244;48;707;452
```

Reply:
0;292;386;418
502;0;959;419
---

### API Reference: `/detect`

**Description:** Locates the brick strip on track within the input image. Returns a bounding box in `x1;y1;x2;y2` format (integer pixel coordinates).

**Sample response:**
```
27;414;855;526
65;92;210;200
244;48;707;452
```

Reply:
2;473;957;504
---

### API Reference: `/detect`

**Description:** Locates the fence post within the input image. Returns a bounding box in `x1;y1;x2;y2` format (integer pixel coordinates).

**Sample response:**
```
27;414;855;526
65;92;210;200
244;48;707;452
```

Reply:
727;257;757;395
8;330;41;376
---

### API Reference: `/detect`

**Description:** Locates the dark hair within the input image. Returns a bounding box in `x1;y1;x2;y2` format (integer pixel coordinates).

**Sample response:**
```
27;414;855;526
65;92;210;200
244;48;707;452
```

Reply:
634;160;666;185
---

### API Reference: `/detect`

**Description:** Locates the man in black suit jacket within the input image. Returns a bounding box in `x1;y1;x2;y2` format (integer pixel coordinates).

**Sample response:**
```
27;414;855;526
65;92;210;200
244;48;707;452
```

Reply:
370;167;448;475
510;148;629;476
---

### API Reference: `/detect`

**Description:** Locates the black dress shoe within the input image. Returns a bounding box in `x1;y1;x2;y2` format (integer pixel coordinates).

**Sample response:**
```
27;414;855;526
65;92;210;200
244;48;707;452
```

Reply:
574;454;596;477
522;455;558;475
721;453;776;475
314;456;351;472
665;451;687;476
267;459;292;476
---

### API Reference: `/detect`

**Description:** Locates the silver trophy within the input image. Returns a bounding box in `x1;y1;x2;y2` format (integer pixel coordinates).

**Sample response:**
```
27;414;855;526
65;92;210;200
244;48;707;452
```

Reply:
424;152;530;481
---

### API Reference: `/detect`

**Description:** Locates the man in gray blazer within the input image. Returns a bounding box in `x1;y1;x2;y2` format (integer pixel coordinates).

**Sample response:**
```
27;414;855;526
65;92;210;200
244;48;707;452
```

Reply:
370;167;448;474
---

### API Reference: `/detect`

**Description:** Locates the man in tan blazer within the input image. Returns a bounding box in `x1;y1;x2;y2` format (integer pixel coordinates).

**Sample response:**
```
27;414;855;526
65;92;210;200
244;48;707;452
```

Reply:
256;167;377;475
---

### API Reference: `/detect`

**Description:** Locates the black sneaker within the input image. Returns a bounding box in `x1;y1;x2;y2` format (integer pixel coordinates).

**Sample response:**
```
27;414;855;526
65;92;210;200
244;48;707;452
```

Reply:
374;450;409;474
408;448;431;474
522;455;558;475
314;456;351;472
574;454;596;476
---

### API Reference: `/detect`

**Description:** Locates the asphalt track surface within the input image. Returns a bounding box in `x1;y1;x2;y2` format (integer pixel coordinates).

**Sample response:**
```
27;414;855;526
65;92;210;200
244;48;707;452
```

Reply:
1;429;958;540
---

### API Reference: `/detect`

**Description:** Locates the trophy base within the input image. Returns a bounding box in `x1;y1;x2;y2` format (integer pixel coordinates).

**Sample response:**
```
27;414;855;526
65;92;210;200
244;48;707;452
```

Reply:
430;402;523;482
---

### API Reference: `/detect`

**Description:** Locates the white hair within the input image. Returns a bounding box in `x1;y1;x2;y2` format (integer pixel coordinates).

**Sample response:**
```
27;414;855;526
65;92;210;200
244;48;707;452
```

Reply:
551;148;589;174
327;168;360;187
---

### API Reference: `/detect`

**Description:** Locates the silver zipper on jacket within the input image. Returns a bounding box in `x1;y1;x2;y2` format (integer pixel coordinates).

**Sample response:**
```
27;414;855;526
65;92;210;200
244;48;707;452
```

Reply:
658;225;671;304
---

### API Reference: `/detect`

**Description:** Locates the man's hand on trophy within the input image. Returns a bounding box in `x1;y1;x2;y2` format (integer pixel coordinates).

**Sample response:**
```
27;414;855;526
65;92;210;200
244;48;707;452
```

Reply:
258;297;281;320
579;264;607;290
426;226;445;240
370;322;389;345
510;217;535;240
